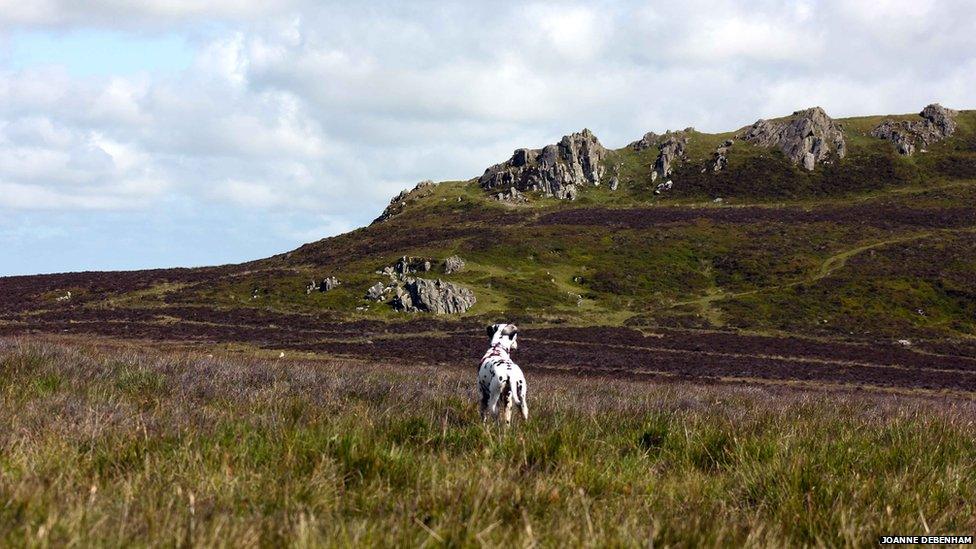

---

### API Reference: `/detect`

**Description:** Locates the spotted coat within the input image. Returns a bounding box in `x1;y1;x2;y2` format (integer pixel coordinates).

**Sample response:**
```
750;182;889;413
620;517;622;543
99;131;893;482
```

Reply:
478;323;528;426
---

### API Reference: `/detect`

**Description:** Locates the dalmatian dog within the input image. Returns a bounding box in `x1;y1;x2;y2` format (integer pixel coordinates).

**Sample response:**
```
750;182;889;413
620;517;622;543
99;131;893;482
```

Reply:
478;323;528;427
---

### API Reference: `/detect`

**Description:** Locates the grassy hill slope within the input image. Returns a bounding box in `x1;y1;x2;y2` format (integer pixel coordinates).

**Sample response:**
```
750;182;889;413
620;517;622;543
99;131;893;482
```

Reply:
3;107;976;355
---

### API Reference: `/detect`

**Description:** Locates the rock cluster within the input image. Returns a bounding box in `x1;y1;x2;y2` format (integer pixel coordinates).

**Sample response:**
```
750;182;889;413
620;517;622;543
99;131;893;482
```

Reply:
870;104;958;155
367;256;476;314
479;129;608;201
493;186;527;203
393;278;476;314
372;180;436;224
654;180;673;194
306;276;341;294
741;107;846;170
444;255;466;274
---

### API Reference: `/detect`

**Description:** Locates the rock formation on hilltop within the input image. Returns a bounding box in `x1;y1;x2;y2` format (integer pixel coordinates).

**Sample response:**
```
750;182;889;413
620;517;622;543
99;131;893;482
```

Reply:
651;131;691;182
479;129;608;201
742;107;847;170
628;131;659;151
372;180;436;224
870;104;958;155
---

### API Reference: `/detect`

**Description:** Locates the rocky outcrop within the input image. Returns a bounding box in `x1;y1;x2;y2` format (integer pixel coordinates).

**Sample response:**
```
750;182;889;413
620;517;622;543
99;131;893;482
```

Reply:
712;139;733;172
372;180;436;224
742;107;846;170
368;256;476;314
629;132;659;152
306;276;340;294
444;255;465;274
651;132;690;182
479;129;608;201
375;256;432;281
870;104;958;155
393;278;476;314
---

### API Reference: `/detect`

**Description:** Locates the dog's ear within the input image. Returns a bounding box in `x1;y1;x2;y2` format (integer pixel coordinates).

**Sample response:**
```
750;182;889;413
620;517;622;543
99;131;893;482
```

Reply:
486;324;498;338
501;324;518;337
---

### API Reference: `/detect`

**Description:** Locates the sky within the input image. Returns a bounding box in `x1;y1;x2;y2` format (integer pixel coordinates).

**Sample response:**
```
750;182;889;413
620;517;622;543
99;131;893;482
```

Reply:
0;1;974;276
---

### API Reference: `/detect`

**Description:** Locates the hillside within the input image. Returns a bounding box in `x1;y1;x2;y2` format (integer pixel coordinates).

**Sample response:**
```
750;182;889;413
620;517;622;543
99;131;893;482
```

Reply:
4;104;976;393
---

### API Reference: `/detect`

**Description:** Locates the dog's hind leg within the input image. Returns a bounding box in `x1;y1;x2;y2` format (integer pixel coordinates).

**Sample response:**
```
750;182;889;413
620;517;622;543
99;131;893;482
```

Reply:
500;380;513;428
487;376;503;418
479;381;491;423
517;380;528;421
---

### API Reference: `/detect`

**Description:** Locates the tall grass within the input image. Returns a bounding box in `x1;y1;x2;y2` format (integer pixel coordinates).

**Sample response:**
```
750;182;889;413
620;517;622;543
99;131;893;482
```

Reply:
1;337;974;546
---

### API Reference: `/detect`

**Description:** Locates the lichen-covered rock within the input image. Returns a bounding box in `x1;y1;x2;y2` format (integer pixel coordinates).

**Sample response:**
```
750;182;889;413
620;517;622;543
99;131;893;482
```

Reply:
479;129;608;201
372;180;436;224
444;255;465;274
393;277;476;314
741;107;846;170
870;103;958;155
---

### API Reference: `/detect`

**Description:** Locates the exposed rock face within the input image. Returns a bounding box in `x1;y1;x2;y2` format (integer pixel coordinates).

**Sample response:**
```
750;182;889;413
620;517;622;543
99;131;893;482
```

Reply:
870;104;958;155
479;129;608;201
607;163;621;191
372;180;436;224
651;133;689;182
393;277;476;314
712;139;733;172
629;131;659;151
444;255;465;274
306;276;341;294
742;107;846;170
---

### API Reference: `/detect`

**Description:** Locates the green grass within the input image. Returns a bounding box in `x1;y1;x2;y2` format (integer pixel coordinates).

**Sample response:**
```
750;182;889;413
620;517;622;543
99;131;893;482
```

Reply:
1;338;975;546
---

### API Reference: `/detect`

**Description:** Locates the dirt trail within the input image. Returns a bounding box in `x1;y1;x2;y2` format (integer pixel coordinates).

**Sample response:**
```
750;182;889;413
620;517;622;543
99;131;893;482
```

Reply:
673;227;976;314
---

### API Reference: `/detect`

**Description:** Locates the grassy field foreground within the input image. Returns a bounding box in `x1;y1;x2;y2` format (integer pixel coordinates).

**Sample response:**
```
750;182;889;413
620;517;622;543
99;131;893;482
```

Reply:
1;338;975;546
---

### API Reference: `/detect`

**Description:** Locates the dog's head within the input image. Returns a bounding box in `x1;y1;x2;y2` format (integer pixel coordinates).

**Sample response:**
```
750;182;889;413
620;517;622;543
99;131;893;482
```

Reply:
486;323;519;352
